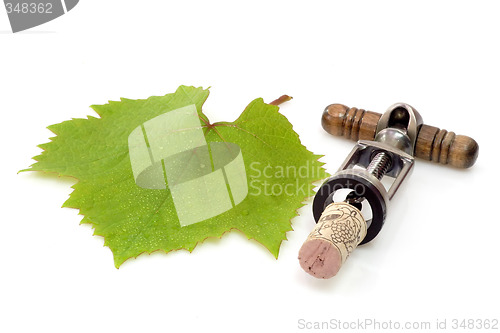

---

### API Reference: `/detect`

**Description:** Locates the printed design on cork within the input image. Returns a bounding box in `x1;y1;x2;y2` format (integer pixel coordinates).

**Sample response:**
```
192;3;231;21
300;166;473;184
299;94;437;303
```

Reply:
308;202;367;262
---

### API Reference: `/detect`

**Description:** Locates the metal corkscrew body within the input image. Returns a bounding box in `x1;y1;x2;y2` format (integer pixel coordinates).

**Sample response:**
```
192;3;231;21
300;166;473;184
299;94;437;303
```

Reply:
298;102;478;279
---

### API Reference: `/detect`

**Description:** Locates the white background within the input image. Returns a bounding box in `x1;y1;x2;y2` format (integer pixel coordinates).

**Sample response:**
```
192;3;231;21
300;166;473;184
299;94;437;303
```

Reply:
1;1;499;332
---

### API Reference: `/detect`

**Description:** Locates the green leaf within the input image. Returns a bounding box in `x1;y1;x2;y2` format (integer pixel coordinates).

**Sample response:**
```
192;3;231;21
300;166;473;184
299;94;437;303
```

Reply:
22;86;328;267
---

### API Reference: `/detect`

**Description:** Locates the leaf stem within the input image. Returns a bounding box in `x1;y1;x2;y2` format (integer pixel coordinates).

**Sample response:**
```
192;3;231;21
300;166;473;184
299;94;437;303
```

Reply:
269;95;293;106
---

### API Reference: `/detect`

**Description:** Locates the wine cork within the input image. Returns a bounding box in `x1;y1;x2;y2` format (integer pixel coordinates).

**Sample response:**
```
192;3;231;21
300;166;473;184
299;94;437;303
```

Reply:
298;202;367;279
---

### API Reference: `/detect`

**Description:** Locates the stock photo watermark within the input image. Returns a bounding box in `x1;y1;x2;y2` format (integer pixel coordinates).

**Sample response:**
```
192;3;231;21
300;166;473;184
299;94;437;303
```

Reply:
297;318;499;331
128;105;248;227
3;0;79;32
248;161;321;197
127;105;370;226
247;161;368;198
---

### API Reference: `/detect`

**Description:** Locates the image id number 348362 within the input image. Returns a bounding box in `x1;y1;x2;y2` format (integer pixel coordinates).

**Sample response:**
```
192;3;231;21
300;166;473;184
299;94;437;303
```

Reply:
5;2;53;14
451;319;498;330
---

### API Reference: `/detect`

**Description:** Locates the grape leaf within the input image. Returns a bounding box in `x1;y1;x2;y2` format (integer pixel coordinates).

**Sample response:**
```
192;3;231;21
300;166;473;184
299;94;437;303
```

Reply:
22;86;328;267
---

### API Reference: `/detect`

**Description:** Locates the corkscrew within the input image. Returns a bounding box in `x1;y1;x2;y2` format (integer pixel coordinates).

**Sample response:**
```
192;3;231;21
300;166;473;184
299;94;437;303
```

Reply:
298;103;479;279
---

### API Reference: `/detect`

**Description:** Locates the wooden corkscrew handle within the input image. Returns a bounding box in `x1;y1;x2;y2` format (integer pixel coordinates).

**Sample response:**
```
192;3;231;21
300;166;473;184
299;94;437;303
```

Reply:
322;104;479;168
298;202;367;279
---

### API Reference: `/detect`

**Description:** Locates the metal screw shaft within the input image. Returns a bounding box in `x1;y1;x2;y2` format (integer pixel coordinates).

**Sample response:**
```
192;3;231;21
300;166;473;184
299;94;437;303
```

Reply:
366;152;392;180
